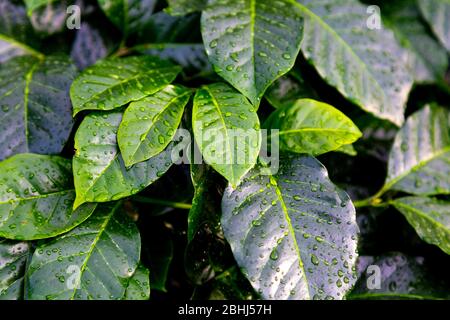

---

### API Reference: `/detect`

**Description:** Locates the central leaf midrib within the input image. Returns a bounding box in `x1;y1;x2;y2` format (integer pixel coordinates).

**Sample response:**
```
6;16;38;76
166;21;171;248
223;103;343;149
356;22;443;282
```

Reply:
0;189;72;205
23;59;41;151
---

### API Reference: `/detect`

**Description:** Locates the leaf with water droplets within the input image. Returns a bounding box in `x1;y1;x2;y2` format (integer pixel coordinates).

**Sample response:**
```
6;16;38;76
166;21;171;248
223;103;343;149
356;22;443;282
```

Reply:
418;0;450;52
0;154;96;240
264;99;362;156
166;0;207;16
391;197;450;255
192;83;261;187
221;154;359;299
0;239;30;299
383;105;450;195
0;0;42;63
70;56;181;116
124;263;150;300
295;0;413;126
201;0;304;105
26;202;141;300
349;253;450;299
0;55;77;161
73;111;175;209
97;0;157;36
118;85;191;167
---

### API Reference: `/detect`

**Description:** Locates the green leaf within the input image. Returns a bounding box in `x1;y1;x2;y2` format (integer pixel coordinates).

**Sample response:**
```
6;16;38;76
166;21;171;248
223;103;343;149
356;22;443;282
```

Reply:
70;56;181;116
166;0;207;16
383;0;448;83
73;111;174;208
221;154;359;300
118;85;191;166
201;0;304;105
264;99;362;156
295;0;413;126
383;105;450;196
97;0;157;36
265;71;318;109
124;263;150;300
0;154;96;240
335;144;357;157
0;0;42;63
349;253;450;299
26;202;141;300
418;0;450;52
0;239;30;300
23;0;58;15
24;0;73;36
391;197;450;255
0;55;77;161
192;83;261;187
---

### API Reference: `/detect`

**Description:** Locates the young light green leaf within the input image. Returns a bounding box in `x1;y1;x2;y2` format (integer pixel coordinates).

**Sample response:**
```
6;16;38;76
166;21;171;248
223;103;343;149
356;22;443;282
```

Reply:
97;0;157;36
0;0;42;63
201;0;304;105
264;99;362;156
0;55;77;161
391;197;450;255
222;154;359;300
73;111;174;209
166;0;207;16
418;0;450;51
0;240;30;300
26;202;141;300
0;154;96;240
192;83;261;187
118;85;191;166
70;56;181;116
384;105;450;195
383;0;448;83
295;0;413;126
124;264;150;300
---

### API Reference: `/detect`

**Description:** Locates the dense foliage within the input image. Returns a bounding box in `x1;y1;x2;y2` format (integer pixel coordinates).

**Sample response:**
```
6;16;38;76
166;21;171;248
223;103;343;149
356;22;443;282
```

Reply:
0;0;449;300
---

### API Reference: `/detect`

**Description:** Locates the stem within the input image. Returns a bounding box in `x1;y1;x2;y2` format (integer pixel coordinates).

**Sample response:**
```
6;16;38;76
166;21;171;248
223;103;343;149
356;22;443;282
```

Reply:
132;196;192;210
353;187;388;208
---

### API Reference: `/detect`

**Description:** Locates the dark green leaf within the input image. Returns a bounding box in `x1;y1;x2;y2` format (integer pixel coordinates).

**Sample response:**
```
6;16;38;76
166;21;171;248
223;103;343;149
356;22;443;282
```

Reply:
70;56;181;115
295;0;413;126
26;202;141;300
0;154;96;240
264;99;362;156
192;83;261;187
391;197;450;255
383;105;450;195
222;154;359;299
0;55;77;161
124;263;150;300
418;0;450;51
118;84;191;166
0;239;30;299
73;111;174;208
201;0;304;105
166;0;207;16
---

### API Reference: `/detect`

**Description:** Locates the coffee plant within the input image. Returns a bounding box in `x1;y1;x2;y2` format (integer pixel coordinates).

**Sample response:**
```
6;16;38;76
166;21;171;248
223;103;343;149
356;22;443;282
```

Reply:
0;0;449;300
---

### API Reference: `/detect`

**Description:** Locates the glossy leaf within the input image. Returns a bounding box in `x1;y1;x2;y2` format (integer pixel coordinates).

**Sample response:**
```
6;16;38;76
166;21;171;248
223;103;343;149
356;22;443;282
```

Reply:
383;0;448;83
124;264;150;300
222;154;359;300
118;85;191;166
295;0;413;126
349;253;450;299
166;0;207;16
201;0;304;105
0;0;42;63
0;240;30;299
0;154;96;240
264;99;362;156
384;105;450;195
418;0;450;51
73;111;175;208
70;56;181;115
192;83;261;187
26;202;141;300
0;55;77;161
392;197;450;255
98;0;157;36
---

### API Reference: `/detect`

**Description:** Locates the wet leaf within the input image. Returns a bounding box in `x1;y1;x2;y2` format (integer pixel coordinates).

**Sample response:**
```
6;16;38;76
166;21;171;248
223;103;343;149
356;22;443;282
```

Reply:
222;154;359;299
0;239;30;300
166;0;207;16
418;0;450;51
124;263;150;300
